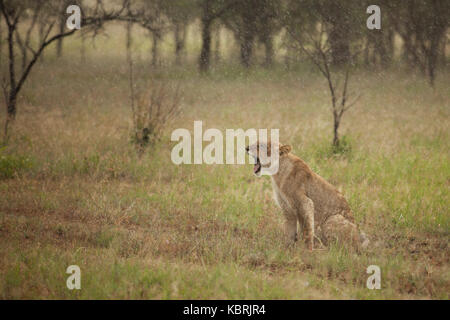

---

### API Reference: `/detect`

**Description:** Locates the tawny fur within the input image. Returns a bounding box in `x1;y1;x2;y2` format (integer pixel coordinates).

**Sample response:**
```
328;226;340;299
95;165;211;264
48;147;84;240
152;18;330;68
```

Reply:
247;142;368;251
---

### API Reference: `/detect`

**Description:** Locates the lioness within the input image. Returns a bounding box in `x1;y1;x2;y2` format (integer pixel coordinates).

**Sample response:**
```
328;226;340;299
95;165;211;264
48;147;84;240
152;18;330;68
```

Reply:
246;141;369;251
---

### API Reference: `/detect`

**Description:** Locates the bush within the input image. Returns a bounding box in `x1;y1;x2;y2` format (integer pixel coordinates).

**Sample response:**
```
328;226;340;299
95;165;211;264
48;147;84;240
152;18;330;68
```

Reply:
130;82;182;153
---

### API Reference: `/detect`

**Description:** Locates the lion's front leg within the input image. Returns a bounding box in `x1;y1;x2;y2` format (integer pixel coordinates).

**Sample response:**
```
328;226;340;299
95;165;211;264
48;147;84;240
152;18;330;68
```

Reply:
300;196;315;251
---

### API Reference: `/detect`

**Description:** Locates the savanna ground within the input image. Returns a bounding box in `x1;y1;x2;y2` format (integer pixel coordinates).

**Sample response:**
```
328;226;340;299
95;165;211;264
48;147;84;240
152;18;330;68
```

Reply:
0;24;449;299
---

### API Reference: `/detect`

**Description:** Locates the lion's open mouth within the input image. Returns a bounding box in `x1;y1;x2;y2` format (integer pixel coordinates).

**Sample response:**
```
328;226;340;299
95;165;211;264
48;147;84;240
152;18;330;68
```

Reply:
253;157;261;174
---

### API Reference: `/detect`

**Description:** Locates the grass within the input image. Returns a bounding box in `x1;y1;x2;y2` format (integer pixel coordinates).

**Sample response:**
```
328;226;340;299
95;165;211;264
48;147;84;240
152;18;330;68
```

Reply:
0;24;449;299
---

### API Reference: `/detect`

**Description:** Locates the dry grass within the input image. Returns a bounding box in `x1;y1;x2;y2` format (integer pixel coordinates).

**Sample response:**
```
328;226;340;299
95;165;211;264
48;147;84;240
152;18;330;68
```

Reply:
0;25;449;299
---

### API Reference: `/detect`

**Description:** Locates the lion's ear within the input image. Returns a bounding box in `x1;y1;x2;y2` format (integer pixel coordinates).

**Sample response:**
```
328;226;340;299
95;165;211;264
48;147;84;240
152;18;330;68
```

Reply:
280;144;292;155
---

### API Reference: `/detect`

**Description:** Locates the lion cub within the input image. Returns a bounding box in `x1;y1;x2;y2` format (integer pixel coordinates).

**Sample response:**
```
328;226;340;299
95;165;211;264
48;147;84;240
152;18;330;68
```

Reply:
246;141;368;251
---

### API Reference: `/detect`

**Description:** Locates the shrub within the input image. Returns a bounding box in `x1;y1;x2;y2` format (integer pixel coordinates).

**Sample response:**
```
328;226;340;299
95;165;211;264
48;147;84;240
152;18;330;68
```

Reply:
131;82;182;153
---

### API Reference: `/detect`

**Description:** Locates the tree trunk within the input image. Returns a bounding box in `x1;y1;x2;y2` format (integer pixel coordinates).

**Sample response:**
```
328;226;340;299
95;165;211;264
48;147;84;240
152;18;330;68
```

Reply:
4;23;17;140
333;116;340;147
386;29;394;63
199;18;212;73
174;22;186;65
240;31;254;68
6;24;16;120
374;30;389;67
213;27;221;64
126;21;132;60
426;14;447;87
151;32;159;67
263;35;274;67
426;32;442;87
438;36;446;66
182;23;187;60
401;32;416;69
56;17;65;57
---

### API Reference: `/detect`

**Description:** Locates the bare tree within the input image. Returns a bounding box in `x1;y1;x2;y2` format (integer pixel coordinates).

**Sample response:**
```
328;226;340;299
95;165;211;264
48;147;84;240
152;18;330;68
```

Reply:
197;0;237;73
362;1;394;68
125;1;132;63
0;0;130;141
221;0;259;68
55;0;71;57
222;0;280;68
173;21;188;65
125;0;168;68
129;61;182;154
159;0;194;66
213;25;221;64
288;24;360;148
389;0;449;86
14;1;40;73
256;0;280;67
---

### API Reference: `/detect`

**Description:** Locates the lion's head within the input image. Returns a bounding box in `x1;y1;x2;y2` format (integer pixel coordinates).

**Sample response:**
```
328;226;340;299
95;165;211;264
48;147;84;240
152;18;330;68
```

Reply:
245;141;291;176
